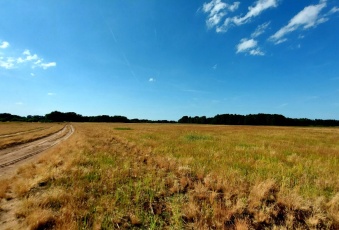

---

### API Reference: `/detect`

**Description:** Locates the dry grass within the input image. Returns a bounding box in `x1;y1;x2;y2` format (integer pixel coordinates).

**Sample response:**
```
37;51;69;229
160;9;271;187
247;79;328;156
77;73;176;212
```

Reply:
0;179;11;199
0;122;65;149
0;122;47;135
1;123;339;229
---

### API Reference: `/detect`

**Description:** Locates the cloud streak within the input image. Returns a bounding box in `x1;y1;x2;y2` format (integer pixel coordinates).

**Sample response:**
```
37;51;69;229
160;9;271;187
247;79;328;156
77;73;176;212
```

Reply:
251;21;271;38
216;0;278;32
233;0;277;25
269;0;329;44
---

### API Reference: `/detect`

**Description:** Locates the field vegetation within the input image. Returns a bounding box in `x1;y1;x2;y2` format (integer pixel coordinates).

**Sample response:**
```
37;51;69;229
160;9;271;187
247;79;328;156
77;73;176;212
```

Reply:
1;123;339;229
0;122;65;150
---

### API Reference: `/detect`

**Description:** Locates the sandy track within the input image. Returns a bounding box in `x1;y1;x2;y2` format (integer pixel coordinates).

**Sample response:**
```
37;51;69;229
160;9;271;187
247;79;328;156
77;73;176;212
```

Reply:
0;124;74;177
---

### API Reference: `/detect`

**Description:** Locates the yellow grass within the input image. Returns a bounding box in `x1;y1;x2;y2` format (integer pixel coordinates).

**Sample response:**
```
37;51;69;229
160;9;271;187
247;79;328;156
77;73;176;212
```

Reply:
1;123;339;229
0;122;65;149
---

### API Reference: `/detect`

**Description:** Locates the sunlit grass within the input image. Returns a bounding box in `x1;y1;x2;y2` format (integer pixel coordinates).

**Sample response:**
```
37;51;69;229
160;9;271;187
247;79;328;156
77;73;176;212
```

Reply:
1;123;339;229
114;124;339;198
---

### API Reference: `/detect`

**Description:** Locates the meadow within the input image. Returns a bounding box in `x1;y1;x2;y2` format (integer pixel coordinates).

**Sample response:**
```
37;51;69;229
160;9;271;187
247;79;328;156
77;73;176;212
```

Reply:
1;123;339;229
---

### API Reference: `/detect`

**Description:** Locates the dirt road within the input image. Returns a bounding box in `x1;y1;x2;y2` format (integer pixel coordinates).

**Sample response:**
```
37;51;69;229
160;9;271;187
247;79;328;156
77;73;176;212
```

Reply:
0;124;74;178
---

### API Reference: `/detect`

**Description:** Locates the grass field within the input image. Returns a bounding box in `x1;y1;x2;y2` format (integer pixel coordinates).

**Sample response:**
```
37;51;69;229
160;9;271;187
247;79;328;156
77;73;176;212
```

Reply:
0;122;65;150
1;123;339;229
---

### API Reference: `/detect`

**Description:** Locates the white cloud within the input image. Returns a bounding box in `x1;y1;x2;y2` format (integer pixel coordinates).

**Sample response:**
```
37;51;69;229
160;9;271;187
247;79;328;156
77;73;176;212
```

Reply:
23;49;39;61
269;0;328;43
236;38;257;53
236;38;265;56
0;44;56;70
229;2;240;12
26;54;38;61
250;48;265;56
202;0;240;29
234;0;277;25
217;0;277;32
47;92;56;96
149;78;155;82
0;41;9;49
17;57;25;63
40;62;56;70
30;73;35;77
34;59;42;65
0;57;16;69
23;49;31;56
251;21;271;38
203;0;225;28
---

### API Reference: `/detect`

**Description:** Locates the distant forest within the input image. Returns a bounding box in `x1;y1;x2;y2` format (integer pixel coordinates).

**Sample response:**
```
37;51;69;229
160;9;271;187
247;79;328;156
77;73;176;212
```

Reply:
1;111;339;127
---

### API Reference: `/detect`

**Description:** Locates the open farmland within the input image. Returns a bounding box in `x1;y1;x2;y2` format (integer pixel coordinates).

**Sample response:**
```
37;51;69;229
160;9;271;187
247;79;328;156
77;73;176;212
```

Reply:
1;123;339;229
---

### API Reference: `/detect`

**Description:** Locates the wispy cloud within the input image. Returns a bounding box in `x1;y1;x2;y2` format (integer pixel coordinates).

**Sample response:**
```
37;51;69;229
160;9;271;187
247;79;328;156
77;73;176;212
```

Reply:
216;0;277;32
0;42;56;70
233;0;277;25
149;78;155;82
236;38;264;56
0;41;9;49
47;92;56;96
202;0;240;30
212;64;217;70
277;103;288;108
249;48;265;56
328;6;339;14
106;21;118;43
251;21;271;38
269;0;329;44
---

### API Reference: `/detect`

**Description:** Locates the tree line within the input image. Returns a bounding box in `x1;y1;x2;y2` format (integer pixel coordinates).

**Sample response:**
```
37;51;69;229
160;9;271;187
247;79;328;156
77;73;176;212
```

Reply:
0;111;175;123
0;111;338;126
178;113;339;126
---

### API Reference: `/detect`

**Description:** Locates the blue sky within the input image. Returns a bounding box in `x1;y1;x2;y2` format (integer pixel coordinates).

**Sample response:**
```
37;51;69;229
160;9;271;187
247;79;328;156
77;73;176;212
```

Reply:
1;0;338;120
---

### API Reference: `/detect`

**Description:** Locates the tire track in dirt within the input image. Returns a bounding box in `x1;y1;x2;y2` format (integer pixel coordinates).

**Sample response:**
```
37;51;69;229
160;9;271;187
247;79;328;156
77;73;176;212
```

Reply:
0;125;74;229
0;125;74;174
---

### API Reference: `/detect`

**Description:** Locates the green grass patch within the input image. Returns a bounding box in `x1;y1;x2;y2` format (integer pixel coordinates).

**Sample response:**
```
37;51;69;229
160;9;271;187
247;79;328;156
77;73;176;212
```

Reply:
184;133;212;141
114;127;133;130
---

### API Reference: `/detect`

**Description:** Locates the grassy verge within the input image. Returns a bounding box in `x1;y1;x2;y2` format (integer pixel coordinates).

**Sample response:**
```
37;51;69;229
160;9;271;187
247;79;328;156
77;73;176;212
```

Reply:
1;123;339;229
